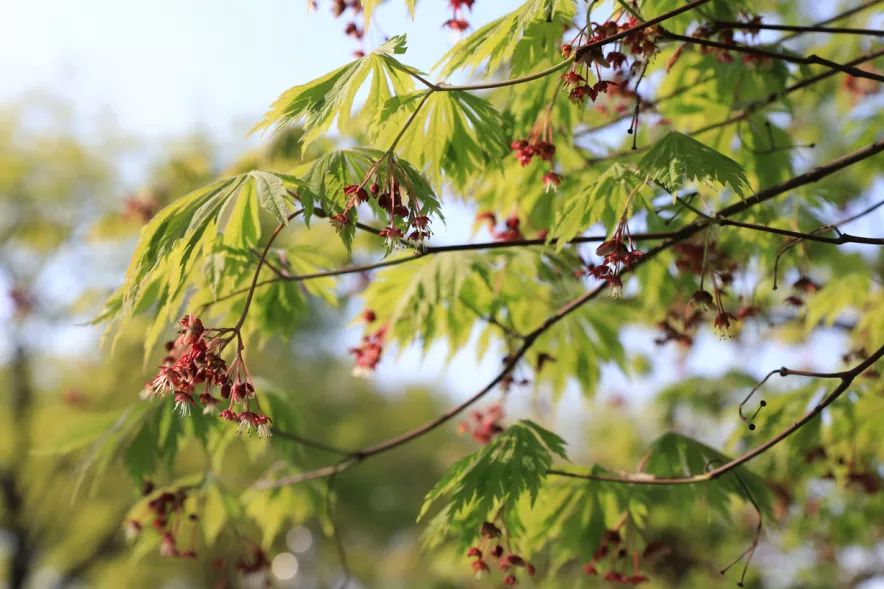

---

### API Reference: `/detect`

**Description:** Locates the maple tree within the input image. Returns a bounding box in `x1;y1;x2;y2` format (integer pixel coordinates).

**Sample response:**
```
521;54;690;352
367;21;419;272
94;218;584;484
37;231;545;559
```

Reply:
23;0;884;587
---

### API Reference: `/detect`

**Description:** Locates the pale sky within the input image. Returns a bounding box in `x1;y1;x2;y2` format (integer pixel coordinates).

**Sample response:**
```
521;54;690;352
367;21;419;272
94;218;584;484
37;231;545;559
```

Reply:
0;0;498;142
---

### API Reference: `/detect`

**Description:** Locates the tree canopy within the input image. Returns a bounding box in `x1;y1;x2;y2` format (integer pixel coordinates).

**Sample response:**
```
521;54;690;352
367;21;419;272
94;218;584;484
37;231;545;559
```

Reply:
4;0;884;588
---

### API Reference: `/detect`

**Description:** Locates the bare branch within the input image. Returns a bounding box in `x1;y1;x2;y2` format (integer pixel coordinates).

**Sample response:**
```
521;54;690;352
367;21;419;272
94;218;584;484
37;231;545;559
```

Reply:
547;343;883;485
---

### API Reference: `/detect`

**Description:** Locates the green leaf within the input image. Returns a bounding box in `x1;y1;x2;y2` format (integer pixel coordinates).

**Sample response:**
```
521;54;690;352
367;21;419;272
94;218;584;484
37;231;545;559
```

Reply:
363;251;490;353
371;91;509;188
550;164;644;247
805;273;869;332
639;131;751;200
249;170;292;229
418;420;567;544
98;171;313;345
643;432;774;520
253;35;420;150
435;0;575;78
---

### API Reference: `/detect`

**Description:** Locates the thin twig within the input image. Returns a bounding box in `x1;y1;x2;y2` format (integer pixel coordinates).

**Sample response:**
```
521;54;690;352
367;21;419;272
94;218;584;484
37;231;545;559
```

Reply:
584;48;884;164
548;344;884;485
713;21;884;37
662;32;884;83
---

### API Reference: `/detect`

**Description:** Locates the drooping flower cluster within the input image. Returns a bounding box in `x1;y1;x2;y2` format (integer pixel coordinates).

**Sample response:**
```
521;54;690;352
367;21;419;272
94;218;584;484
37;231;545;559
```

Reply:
336;169;433;248
443;0;473;31
143;315;272;438
326;0;366;57
562;14;662;137
668;13;769;69
786;275;821;308
576;219;642;298
458;403;505;444
582;529;665;585
510;112;564;190
350;322;388;377
466;521;536;585
510;138;555;167
124;485;197;559
636;233;750;345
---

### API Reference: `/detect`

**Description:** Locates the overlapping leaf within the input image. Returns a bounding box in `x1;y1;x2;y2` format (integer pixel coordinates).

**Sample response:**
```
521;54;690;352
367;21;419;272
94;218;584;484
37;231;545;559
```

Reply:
550;164;645;247
435;0;575;78
97;171;314;354
639;132;751;199
419;420;568;545
371;90;509;188
254;35;420;149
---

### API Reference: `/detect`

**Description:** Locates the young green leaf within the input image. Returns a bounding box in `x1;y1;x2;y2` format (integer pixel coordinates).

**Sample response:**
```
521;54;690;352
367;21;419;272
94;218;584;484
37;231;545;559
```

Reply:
639;131;751;200
435;0;575;78
418;420;567;544
550;164;644;247
253;35;421;149
372;90;509;188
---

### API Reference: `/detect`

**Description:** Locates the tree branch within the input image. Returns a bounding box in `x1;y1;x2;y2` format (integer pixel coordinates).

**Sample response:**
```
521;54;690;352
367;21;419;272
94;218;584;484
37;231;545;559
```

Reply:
584;47;884;163
410;0;714;93
712;21;884;37
548;343;884;485
662;32;884;82
253;139;884;490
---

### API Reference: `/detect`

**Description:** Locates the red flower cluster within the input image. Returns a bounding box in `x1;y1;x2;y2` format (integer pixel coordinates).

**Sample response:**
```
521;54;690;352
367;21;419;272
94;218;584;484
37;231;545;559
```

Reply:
787;275;821;307
144;315;272;438
328;0;365;57
582;529;656;585
476;212;532;243
350;324;387;377
655;301;704;348
443;0;473;31
125;486;197;559
337;178;433;246
679;16;770;68
510;139;555;167
466;522;536;584
576;222;642;297
458;403;504;444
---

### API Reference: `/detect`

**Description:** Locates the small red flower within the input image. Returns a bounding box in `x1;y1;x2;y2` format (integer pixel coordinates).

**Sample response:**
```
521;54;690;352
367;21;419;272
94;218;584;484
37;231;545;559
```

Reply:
543;171;562;192
713;311;738;338
443;18;469;31
689;290;713;309
481;521;501;538
344;184;369;203
561;71;585;86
